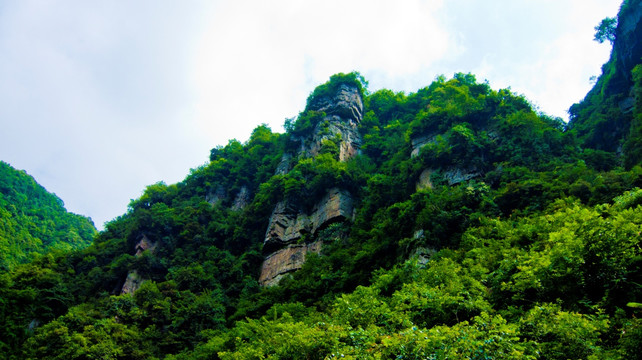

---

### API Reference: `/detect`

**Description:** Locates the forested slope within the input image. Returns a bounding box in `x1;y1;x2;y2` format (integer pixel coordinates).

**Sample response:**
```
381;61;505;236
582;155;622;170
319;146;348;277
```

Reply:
0;161;96;271
1;1;642;358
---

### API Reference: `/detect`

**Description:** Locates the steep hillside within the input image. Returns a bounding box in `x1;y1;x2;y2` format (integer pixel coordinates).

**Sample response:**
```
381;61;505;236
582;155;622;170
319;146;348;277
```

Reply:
1;2;642;356
0;161;96;270
569;0;642;167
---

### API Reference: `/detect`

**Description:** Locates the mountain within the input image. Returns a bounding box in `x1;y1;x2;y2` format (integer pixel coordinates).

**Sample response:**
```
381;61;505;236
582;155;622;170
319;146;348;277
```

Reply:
568;0;642;168
2;1;642;358
0;161;96;270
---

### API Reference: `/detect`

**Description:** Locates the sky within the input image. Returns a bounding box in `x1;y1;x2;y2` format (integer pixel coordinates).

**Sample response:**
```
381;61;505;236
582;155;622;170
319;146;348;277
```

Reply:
0;0;623;230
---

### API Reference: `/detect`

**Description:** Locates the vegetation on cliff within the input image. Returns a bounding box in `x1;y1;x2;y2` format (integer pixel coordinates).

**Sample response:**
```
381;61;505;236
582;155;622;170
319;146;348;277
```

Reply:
1;1;642;358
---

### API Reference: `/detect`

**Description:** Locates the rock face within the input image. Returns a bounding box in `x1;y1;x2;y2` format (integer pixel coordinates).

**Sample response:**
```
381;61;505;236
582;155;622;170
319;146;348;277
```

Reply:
121;270;144;295
134;234;157;256
296;83;363;161
259;82;363;287
232;186;250;211
411;133;481;186
263;188;354;254
259;241;322;287
120;234;157;295
411;134;438;157
206;185;226;205
259;188;354;286
615;1;642;84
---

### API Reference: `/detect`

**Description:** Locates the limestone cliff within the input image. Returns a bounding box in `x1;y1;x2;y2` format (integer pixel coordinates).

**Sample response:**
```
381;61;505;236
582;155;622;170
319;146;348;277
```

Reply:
120;234;157;295
614;1;642;86
259;82;363;286
294;83;363;161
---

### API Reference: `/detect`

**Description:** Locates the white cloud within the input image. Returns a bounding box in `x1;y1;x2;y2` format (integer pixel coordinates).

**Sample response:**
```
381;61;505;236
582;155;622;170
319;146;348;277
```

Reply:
0;0;625;229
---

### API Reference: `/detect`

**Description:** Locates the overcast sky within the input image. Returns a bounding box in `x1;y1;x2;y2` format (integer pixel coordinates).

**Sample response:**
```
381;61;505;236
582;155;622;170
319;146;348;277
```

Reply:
0;0;622;229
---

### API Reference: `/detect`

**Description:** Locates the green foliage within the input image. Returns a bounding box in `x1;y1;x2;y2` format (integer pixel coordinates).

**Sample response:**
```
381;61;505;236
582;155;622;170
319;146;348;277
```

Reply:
594;17;617;44
624;65;642;168
5;57;642;359
0;161;96;270
305;72;368;109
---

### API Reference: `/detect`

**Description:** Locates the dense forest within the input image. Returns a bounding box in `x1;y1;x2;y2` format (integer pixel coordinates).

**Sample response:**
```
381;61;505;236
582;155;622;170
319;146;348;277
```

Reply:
0;161;96;271
1;1;642;359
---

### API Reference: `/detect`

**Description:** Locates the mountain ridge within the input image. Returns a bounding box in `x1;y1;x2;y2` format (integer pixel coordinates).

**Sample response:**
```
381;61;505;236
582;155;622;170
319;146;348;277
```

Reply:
1;1;642;358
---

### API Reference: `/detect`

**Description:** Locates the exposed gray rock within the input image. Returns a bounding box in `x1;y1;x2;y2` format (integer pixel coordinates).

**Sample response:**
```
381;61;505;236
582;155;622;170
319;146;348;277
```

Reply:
411;134;438;157
308;84;364;124
416;169;434;191
231;186;251;211
615;2;642;83
120;270;144;295
275;153;292;175
259;82;363;287
443;167;481;185
410;246;437;266
121;234;157;294
206;185;226;205
296;83;364;162
134;234;157;256
260;188;354;285
309;188;354;233
263;188;353;253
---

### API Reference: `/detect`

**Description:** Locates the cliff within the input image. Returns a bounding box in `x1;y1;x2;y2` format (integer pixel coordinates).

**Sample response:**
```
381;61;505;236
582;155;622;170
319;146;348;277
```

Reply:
568;0;642;153
258;81;363;286
120;234;157;294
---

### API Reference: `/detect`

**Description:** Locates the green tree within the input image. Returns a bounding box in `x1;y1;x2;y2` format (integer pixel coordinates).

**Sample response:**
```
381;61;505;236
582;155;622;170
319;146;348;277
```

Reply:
594;17;617;44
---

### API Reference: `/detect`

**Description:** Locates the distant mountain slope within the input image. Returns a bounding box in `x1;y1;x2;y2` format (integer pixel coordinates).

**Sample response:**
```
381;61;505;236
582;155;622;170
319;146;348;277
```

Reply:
0;161;96;270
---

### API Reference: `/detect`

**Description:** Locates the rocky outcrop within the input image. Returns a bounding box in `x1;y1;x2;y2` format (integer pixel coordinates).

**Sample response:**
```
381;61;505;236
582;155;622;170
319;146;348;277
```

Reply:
206;185;226;205
296;83;364;161
263;188;354;253
308;83;363;124
309;188;354;232
121;270;144;294
260;188;354;286
232;186;250;211
275;153;292;175
258;241;322;287
442;167;481;185
417;169;434;191
134;234;157;256
120;234;157;295
411;134;438;157
615;1;642;84
259;82;363;287
411;132;481;186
